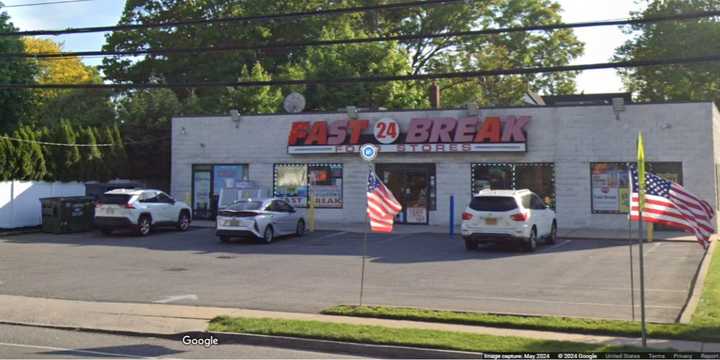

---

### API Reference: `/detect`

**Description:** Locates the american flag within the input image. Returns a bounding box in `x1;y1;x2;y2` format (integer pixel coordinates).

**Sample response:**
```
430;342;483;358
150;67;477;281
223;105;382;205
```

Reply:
367;171;402;233
630;166;715;248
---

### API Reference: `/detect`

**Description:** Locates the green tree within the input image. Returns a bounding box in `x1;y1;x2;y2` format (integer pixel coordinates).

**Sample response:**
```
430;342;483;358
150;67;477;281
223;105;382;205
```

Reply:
222;62;283;113
23;38;115;127
0;12;37;132
615;0;720;102
117;89;181;189
0;136;10;180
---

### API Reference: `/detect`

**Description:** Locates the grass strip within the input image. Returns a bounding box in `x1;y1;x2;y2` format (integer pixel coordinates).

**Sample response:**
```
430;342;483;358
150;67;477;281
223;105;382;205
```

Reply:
208;316;651;353
321;242;720;343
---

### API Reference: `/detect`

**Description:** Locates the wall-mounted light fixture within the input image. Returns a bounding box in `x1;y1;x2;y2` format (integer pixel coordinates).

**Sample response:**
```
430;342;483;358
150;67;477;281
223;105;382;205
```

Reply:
229;109;241;128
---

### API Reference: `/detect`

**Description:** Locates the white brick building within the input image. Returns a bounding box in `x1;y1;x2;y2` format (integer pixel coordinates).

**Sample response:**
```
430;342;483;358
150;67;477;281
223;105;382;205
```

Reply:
171;101;720;230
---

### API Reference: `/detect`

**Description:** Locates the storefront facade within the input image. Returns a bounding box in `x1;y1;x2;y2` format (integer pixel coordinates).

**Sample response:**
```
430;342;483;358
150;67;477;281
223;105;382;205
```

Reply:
171;102;720;230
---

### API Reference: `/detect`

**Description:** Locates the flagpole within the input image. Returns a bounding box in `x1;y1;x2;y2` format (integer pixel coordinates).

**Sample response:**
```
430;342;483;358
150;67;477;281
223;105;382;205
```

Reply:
359;162;372;306
638;209;647;347
636;132;648;348
628;213;636;321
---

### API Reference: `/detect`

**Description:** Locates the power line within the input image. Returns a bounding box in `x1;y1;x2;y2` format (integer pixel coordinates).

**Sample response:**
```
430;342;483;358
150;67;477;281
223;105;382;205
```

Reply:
0;134;170;147
3;54;719;89
2;0;463;37
12;9;720;60
2;0;92;8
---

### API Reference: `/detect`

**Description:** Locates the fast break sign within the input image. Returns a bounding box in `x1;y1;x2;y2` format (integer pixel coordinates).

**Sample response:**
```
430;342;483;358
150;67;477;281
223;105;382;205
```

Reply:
287;115;530;154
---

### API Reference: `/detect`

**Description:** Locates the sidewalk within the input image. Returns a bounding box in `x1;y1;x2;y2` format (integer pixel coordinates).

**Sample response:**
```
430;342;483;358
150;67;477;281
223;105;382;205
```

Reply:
192;220;696;241
0;294;715;352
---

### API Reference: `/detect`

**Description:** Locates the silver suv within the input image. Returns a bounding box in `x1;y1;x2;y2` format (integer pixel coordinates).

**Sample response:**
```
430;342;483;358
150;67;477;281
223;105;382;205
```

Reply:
94;189;192;236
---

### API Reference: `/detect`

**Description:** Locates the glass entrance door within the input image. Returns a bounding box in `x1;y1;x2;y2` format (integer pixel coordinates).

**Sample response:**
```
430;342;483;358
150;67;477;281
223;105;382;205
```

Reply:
192;168;212;219
376;164;432;225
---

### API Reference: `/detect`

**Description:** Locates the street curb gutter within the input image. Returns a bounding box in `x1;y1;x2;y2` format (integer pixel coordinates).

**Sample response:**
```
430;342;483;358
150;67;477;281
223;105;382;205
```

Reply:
207;331;485;359
678;236;717;323
0;321;483;359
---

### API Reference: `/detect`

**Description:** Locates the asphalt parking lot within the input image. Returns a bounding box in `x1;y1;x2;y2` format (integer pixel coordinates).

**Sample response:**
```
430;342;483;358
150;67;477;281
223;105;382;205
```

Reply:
0;226;706;322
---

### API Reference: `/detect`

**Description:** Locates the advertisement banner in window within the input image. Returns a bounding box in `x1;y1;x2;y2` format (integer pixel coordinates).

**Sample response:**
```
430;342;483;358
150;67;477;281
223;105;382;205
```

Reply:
309;164;343;208
275;165;308;207
591;163;629;213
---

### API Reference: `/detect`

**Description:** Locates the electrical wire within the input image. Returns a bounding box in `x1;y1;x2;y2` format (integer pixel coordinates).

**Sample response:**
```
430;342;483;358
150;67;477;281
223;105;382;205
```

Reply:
2;0;93;8
12;9;720;60
2;0;464;37
3;54;720;89
0;135;171;147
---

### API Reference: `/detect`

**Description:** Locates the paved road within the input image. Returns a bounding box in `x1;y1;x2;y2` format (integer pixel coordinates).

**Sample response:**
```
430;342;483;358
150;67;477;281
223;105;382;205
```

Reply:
0;227;705;322
0;324;359;358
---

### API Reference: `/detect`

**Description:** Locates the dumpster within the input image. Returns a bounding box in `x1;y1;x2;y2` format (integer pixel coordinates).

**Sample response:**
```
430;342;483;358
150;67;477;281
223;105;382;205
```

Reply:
39;196;96;234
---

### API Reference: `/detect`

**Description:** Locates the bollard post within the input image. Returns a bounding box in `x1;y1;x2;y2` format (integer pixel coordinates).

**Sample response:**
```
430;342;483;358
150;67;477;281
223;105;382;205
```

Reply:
449;195;455;236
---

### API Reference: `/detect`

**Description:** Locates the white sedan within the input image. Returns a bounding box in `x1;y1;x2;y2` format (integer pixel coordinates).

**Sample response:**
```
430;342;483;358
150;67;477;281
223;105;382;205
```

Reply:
216;198;306;243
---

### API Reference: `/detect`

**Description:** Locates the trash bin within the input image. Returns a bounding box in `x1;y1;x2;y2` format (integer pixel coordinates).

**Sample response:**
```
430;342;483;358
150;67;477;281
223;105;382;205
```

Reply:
39;196;96;234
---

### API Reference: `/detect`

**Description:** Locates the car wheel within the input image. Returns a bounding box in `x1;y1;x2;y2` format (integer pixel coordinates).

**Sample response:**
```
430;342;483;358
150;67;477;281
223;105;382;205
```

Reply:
263;226;274;244
100;228;113;236
137;215;151;236
219;236;230;243
464;238;479;251
296;220;305;237
524;228;537;252
177;211;191;232
547;221;557;245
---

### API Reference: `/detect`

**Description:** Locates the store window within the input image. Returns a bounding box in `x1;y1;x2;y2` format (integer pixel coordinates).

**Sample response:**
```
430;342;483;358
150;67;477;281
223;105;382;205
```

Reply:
471;163;556;208
192;164;249;219
273;163;343;208
590;162;682;214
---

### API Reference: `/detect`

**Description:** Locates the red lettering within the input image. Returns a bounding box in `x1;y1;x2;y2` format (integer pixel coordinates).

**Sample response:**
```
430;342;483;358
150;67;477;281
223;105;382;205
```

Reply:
305;121;328;145
474;117;502;143
405;118;432;143
454;117;478;142
429;117;457;143
327;120;348;145
288;122;310;145
347;120;369;144
502;116;530;142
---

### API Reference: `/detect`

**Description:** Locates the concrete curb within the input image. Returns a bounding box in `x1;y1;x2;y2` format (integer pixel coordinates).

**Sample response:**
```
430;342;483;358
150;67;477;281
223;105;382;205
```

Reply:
679;236;717;323
558;236;697;243
207;331;485;359
0;320;484;358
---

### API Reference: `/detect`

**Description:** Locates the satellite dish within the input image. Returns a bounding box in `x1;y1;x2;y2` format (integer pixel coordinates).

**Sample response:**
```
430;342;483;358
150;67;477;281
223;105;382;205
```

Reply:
283;92;306;113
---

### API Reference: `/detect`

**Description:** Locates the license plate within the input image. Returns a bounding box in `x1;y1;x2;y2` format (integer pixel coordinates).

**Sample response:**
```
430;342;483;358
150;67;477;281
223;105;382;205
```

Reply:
485;218;497;225
106;208;114;215
225;219;240;227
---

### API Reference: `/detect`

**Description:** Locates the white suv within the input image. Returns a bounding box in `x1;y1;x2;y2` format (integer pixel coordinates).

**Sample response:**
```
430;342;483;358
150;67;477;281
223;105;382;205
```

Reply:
95;189;192;236
461;189;556;252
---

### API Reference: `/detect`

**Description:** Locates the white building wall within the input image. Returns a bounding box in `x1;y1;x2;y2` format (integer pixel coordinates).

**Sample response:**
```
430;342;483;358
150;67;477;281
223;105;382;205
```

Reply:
0;181;86;229
171;102;718;230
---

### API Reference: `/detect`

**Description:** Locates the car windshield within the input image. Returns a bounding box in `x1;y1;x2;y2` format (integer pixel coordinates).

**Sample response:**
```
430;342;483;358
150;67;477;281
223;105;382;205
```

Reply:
100;194;132;205
469;196;518;211
219;188;266;208
225;201;264;211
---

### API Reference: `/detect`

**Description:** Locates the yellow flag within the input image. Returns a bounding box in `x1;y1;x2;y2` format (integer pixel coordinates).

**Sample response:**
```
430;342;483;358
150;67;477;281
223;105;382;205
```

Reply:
637;132;646;211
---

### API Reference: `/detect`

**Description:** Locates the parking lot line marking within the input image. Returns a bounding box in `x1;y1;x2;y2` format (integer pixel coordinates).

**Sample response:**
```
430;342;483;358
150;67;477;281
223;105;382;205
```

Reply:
0;341;144;358
153;294;198;304
312;231;349;240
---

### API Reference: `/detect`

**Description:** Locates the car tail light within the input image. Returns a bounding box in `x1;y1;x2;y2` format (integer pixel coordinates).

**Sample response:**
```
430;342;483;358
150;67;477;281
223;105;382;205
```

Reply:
511;212;528;221
124;203;135;209
462;212;473;220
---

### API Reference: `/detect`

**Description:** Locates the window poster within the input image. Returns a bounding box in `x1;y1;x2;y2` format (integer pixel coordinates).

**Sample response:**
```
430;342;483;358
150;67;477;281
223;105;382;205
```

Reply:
591;163;629;213
274;165;309;207
309;165;343;208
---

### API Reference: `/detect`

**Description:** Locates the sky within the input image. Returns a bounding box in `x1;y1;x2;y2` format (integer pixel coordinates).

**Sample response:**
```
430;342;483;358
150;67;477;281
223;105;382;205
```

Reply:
3;0;645;94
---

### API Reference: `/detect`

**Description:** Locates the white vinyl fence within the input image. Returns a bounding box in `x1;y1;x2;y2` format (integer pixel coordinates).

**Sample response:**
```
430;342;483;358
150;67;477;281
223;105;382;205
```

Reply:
0;181;86;229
